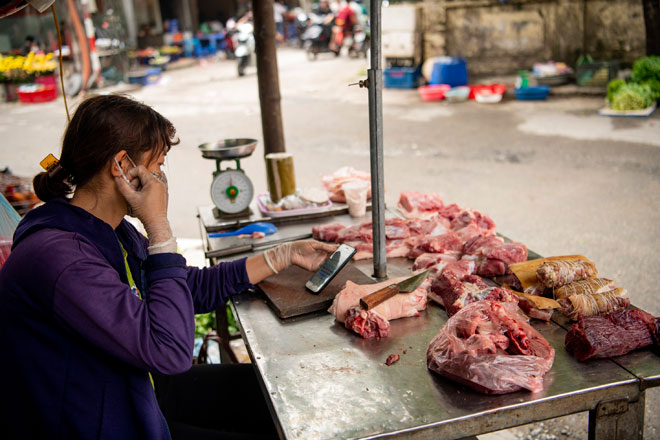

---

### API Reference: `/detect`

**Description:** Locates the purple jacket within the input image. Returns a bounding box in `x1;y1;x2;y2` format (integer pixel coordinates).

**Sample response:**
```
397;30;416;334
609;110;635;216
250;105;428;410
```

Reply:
0;198;252;439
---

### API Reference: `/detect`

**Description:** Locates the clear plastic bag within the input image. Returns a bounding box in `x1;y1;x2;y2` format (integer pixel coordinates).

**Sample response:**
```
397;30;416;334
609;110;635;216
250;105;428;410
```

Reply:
427;300;555;394
0;193;21;268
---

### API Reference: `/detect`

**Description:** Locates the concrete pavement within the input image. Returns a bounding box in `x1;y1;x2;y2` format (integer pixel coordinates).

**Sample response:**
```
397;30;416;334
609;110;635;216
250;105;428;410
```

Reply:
1;48;659;439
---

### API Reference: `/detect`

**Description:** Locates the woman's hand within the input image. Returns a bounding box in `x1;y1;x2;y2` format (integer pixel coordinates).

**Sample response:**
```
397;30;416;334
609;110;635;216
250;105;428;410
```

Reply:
265;240;338;274
115;166;175;252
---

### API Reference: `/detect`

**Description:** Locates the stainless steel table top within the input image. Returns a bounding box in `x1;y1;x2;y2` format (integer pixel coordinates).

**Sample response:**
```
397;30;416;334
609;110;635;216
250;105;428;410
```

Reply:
230;258;641;440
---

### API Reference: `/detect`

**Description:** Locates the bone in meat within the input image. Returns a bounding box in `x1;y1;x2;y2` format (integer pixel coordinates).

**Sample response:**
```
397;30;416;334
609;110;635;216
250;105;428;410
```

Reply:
328;278;428;323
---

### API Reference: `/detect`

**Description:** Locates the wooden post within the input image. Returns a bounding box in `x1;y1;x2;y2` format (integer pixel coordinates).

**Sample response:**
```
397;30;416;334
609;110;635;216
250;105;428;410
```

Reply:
253;0;286;155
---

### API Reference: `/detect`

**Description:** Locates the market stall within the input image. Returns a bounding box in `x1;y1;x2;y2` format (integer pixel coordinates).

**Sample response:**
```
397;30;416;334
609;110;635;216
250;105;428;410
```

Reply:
199;204;660;439
191;2;660;438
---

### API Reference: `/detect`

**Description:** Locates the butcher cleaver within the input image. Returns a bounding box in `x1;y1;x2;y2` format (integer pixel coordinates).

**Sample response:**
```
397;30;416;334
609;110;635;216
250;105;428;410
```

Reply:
360;270;430;310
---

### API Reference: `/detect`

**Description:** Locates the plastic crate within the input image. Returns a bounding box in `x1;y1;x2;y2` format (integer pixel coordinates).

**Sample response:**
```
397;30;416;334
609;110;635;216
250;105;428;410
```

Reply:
576;61;619;87
384;66;420;89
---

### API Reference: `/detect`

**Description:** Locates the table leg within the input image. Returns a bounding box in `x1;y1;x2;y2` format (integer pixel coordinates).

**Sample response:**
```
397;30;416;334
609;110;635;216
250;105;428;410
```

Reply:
588;392;645;440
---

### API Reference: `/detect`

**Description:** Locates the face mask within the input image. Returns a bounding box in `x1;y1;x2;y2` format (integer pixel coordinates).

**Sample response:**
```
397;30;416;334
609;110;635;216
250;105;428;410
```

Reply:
114;154;138;188
114;154;139;217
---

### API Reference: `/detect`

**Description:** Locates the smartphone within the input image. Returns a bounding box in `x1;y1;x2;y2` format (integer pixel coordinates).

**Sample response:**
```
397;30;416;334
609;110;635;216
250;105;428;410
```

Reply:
305;244;357;294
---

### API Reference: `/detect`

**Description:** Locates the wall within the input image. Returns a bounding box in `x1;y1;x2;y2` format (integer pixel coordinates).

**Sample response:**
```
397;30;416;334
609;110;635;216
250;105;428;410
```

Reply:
421;0;646;76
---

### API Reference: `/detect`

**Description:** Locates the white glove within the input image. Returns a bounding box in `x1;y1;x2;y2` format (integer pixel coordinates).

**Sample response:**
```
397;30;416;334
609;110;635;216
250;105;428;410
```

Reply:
264;240;338;273
115;166;176;254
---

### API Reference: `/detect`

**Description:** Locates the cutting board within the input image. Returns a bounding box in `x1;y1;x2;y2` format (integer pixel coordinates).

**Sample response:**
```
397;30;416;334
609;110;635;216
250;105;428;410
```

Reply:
258;263;374;319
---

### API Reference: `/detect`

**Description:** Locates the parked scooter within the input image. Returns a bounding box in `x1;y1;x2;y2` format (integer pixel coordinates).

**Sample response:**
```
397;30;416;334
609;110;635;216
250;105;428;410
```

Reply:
300;14;337;60
233;23;255;76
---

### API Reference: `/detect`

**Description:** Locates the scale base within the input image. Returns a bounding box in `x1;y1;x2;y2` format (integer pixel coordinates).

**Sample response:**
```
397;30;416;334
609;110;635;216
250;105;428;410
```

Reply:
212;207;253;220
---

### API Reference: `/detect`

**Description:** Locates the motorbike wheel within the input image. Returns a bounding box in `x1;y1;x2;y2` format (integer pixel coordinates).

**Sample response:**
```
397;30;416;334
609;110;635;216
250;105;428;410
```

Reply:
306;46;318;61
238;56;248;76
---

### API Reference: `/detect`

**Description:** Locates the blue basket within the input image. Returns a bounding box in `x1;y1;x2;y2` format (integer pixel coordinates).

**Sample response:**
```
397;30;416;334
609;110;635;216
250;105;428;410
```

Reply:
430;57;468;87
514;85;551;100
384;67;420;89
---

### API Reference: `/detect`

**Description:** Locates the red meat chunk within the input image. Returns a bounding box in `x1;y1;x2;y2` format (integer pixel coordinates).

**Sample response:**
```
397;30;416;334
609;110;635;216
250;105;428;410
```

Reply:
565;309;656;361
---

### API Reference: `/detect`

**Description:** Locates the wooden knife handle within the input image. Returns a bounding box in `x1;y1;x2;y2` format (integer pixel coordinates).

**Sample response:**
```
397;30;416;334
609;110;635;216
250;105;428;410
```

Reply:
360;284;400;310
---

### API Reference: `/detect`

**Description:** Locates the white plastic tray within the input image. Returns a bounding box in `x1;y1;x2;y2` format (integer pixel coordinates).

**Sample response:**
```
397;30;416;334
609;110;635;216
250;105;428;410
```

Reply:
256;193;332;218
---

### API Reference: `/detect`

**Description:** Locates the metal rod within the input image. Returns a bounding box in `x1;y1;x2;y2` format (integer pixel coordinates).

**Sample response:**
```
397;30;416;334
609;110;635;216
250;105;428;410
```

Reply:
369;0;386;279
253;0;286;155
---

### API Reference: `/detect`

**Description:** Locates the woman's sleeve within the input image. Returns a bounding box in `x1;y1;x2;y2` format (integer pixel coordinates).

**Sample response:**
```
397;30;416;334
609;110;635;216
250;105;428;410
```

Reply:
52;242;195;375
186;258;253;314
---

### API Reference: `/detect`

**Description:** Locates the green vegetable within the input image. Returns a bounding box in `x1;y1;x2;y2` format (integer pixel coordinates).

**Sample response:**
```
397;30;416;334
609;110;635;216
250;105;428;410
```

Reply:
641;78;660;101
631;56;660;84
630;56;660;102
611;83;653;111
607;79;625;103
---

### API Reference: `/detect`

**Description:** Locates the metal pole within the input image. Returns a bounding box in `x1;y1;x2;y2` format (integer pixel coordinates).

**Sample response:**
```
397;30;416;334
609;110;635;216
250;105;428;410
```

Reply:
369;0;386;279
253;0;286;155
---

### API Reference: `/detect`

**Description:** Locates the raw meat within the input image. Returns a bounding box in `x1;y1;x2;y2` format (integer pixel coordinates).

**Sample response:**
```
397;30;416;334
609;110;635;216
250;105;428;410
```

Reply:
462;235;528;277
559;288;630;320
350;240;412;261
321;166;371;202
408;233;464;259
427;300;555;394
344;307;390;339
412;252;459;271
565;309;656;361
405;216;451;237
450;209;497;237
328;278;428;324
517;297;554;321
385;354;400;366
554;278;616;300
312;223;347;242
536;259;598;288
397;191;445;219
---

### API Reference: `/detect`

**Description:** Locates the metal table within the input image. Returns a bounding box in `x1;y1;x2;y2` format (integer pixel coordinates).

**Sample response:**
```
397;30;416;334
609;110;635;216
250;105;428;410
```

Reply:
204;215;657;440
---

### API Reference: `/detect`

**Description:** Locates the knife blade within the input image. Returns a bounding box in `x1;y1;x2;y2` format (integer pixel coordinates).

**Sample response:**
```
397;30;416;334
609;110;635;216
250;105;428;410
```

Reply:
359;270;430;310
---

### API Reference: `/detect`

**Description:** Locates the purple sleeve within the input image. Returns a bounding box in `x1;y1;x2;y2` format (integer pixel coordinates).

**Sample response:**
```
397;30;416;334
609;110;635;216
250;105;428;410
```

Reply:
186;258;253;314
52;242;195;375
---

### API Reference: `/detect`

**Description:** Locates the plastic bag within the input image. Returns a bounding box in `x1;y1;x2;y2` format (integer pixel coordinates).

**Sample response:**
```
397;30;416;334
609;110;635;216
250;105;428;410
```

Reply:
0;193;21;268
427;300;555;394
321;166;371;203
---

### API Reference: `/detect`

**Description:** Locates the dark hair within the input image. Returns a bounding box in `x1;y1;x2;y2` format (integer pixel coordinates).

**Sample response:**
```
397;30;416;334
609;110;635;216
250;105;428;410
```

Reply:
33;94;179;202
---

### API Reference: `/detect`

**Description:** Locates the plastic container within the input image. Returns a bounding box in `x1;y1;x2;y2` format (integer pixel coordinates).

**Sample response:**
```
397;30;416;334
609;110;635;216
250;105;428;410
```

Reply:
256;193;332;218
468;84;506;100
342;181;369;218
475;90;503;103
444;86;470;103
430;57;468;87
418;84;451;101
514;85;551;100
384;66;421;89
17;84;57;103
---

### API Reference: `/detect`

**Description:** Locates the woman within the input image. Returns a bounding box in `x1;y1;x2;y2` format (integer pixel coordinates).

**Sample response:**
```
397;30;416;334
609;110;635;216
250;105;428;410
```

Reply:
0;94;336;439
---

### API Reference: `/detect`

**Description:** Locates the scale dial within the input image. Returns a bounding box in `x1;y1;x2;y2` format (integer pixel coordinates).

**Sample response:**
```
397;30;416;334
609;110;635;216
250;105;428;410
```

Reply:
210;170;254;214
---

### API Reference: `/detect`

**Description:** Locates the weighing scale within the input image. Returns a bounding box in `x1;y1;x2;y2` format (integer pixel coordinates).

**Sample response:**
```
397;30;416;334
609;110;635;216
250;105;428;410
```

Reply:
198;138;257;219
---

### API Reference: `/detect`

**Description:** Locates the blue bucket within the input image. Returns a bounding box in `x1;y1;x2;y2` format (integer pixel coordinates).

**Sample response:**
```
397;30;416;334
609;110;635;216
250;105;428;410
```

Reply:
430;57;468;87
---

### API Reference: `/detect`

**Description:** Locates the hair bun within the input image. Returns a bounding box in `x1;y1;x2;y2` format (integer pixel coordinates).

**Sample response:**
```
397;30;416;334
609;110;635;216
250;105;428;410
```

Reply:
33;170;72;202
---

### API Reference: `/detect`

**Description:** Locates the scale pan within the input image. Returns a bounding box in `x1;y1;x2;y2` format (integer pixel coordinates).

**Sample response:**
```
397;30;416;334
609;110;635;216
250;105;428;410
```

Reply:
198;138;257;160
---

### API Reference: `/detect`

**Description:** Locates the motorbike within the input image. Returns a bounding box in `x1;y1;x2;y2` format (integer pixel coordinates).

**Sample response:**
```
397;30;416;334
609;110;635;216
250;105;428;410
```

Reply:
233;23;255;76
347;24;369;58
300;14;338;60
